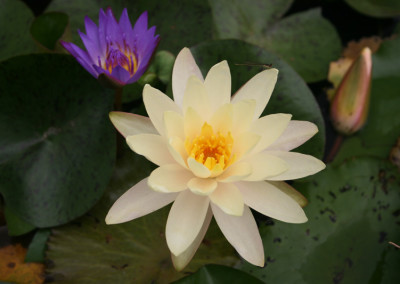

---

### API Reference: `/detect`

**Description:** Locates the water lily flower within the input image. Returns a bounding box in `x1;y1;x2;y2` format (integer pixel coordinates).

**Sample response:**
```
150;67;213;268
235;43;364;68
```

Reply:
330;47;372;135
105;48;325;269
61;8;159;87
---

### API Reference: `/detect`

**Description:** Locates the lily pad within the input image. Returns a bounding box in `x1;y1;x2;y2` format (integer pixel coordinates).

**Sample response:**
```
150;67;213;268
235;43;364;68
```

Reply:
239;157;400;283
0;0;37;61
345;0;400;18
190;39;326;159
46;0;213;53
46;146;238;283
30;12;69;51
209;1;341;82
0;54;115;227
173;264;264;284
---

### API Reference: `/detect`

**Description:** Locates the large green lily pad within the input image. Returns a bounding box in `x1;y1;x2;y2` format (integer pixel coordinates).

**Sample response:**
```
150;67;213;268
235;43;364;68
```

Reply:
239;157;400;283
345;0;400;18
0;0;37;61
0;54;115;227
46;0;213;54
46;146;238;283
190;39;326;159
209;1;341;82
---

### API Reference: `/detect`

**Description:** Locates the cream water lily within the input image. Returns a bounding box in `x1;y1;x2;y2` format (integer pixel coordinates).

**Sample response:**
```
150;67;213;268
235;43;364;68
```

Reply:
105;48;325;270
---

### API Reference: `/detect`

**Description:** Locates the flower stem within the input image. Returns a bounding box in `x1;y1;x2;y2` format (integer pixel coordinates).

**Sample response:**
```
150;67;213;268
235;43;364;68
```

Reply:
325;135;344;163
114;87;124;157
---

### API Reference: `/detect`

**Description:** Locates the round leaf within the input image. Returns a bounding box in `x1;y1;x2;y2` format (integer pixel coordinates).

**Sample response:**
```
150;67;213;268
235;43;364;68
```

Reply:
0;0;37;61
239;157;400;283
0;54;115;227
190;39;325;159
345;0;400;18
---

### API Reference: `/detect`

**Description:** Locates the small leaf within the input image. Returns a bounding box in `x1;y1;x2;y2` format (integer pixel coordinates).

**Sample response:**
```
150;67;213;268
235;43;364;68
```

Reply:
345;0;400;18
0;244;44;284
25;229;51;263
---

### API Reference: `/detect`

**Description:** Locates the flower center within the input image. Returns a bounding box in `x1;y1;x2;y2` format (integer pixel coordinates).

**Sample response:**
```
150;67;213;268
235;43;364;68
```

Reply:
102;41;138;75
185;122;235;171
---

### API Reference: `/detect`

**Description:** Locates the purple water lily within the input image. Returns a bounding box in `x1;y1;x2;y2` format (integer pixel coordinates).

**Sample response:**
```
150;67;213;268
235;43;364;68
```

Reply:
61;8;160;86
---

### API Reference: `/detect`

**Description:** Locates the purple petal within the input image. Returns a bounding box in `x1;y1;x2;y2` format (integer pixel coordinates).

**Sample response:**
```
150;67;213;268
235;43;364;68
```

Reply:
84;16;99;42
98;9;108;53
111;65;131;83
105;8;124;47
118;8;133;34
78;30;102;62
61;41;98;78
132;11;148;40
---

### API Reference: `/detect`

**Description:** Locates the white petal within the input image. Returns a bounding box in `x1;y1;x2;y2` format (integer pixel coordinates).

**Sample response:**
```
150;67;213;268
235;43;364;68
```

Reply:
209;182;244;216
263;151;326;181
126;134;175;166
183;75;211;121
204;61;231;112
232;100;256;136
166;190;210;256
267;120;318;151
148;164;193;193
242;152;288;181
217;162;252;182
249;113;292;154
232;132;260;160
164;111;184;140
209;103;233;133
184;107;204;141
231;68;278;120
188;157;211;178
105;178;177;224
237;181;307;223
171;207;212;271
109;111;157;137
143;84;181;137
269;181;308;208
168;136;189;168
211;203;264;266
172;48;204;108
188;177;217;195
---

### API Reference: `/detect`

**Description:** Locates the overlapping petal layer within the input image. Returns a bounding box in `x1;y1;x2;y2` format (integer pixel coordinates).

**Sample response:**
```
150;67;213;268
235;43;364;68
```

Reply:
106;47;325;269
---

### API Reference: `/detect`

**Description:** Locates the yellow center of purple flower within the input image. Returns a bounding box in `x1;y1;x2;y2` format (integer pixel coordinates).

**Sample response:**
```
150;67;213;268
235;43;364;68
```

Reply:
103;44;138;75
185;122;235;171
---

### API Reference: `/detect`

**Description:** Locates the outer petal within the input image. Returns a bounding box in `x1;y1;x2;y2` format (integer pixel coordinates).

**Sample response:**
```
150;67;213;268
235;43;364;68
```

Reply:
126;134;175;166
143;84;182;137
164;111;185;140
269;181;308;208
217;162;252;182
60;41;98;77
232;132;260;160
232;99;256;136
267;121;318;151
109;111;157;137
263;151;326;181
231;68;278;120
249;113;292;154
184;107;203;141
211;203;264;266
148;164;193;193
105;178;177;224
188;177;217;196
172;48;204;107
171;207;213;271
237;181;308;223
166;191;210;256
204;60;231;112
241;152;288;181
182;76;211;121
209;182;244;216
209;103;233;133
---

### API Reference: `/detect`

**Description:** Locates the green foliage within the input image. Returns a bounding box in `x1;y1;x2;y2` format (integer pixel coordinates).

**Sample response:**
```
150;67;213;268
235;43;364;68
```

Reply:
173;264;264;284
239;157;400;283
46;146;238;283
25;229;51;263
3;207;35;236
345;0;400;18
0;54;115;227
209;0;341;82
30;12;69;51
0;0;37;61
190;39;326;159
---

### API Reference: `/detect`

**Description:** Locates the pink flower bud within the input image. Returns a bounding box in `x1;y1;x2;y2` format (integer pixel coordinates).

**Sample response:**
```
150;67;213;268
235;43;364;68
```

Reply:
330;47;372;135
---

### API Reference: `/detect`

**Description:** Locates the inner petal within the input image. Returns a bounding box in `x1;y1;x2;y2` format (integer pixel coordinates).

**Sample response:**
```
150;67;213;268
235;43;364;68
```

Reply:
103;43;138;75
185;122;235;174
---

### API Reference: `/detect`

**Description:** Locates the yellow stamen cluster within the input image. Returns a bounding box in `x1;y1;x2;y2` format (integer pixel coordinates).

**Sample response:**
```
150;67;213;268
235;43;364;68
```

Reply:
185;122;235;171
